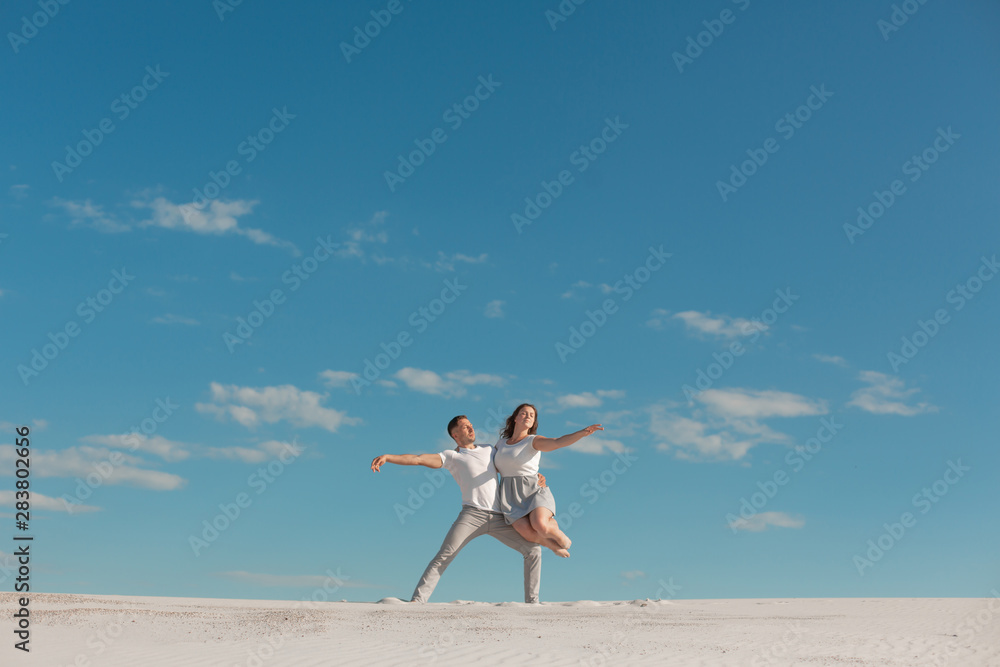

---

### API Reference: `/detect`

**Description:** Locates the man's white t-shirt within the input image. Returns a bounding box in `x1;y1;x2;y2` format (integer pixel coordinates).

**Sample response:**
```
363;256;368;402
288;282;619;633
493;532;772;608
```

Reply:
438;445;501;513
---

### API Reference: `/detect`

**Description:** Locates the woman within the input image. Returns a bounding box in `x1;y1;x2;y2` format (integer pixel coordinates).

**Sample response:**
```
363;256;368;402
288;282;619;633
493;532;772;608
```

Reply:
493;402;603;558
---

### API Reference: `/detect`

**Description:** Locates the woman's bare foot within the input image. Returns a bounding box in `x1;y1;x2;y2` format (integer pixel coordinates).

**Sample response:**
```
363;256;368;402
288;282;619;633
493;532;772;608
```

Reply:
552;548;570;558
541;520;572;549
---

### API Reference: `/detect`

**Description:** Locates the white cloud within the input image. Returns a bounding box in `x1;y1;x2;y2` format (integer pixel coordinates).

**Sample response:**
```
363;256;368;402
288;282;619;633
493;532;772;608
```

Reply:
393;368;504;398
670;310;767;339
651;389;825;461
52;197;130;233
202;440;302;464
0;551;16;579
556;390;625;410
53;194;299;253
319;370;360;388
201;446;272;464
571;436;630;455
847;371;936;416
135;197;299;255
557;393;601;409
484;300;505;319
560;280;592;299
620;570;646;583
9;184;28;200
81;434;191;463
0;419;47;432
646;308;671;330
697;388;827;419
813;354;848;367
430;251;488;273
651;410;757;461
0;444;184;490
151;313;200;326
337;211;389;260
0;491;98;513
196;383;359;432
728;511;804;532
81;434;303;466
590;409;639;438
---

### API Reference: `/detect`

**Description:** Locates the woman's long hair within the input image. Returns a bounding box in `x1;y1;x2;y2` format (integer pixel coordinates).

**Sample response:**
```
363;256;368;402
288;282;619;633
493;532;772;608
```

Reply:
501;403;538;439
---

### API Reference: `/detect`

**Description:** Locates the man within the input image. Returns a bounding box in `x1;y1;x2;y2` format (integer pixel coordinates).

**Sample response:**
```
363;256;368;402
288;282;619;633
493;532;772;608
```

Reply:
370;415;545;603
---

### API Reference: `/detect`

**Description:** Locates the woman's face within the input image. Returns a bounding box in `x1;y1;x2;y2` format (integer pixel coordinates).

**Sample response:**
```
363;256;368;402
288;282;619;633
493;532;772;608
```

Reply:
516;406;536;430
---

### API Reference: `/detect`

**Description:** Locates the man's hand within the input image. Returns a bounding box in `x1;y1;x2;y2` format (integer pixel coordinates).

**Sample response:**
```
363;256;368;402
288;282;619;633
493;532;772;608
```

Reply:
538;473;547;488
370;453;442;471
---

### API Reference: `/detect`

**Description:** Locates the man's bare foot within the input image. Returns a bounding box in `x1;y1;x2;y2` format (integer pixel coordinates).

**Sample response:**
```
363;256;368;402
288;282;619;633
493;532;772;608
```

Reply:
552;548;570;558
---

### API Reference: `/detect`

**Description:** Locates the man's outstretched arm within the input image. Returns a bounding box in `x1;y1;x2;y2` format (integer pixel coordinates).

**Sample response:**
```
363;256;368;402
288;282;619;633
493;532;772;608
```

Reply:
371;454;443;472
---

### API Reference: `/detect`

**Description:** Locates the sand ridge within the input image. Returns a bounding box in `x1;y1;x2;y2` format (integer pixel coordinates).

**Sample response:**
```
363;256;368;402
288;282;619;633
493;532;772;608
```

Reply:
1;593;998;666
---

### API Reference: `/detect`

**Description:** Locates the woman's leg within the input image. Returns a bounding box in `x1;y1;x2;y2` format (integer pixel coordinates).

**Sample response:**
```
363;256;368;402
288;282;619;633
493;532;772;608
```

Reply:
528;508;571;549
511;516;570;557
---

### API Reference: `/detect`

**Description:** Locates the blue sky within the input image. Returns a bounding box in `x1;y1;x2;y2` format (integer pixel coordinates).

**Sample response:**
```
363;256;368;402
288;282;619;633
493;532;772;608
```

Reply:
1;0;998;604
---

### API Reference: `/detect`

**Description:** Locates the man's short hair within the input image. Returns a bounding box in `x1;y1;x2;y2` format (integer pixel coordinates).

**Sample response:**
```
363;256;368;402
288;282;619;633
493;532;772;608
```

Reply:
447;415;469;438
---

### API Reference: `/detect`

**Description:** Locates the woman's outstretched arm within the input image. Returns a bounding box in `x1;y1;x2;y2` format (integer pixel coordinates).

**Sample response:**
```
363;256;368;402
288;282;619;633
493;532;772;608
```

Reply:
532;424;603;452
370;453;443;472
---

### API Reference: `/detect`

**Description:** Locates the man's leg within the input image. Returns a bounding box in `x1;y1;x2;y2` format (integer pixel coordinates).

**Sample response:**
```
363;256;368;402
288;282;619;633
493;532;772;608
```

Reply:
411;507;488;603
488;513;542;603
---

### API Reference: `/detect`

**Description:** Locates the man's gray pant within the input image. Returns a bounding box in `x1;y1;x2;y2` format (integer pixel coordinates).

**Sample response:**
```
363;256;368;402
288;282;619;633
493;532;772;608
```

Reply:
411;505;541;603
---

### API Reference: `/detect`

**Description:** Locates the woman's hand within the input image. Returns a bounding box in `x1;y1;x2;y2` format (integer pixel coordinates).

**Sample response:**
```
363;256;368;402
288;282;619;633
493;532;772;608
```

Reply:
371;455;389;472
580;424;603;437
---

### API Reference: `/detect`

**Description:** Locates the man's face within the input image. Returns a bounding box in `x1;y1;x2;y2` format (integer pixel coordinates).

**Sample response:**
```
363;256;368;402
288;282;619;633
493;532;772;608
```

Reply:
451;418;475;445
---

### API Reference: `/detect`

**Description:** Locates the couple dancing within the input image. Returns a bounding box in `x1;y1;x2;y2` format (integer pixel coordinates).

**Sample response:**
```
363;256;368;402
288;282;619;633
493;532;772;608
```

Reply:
370;403;602;603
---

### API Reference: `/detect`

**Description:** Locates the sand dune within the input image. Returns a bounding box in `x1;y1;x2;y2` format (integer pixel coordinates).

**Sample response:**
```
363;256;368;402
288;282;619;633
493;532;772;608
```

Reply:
2;592;998;666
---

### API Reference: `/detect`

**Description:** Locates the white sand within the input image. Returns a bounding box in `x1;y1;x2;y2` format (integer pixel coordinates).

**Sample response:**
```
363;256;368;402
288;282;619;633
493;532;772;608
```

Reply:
2;593;998;666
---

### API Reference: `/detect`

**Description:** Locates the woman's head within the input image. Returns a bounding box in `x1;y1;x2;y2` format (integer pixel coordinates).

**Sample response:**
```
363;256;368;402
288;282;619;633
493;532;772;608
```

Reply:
501;403;538;439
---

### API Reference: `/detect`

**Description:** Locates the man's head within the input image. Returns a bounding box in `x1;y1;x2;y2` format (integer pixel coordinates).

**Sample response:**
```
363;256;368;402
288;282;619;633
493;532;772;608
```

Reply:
447;415;476;447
